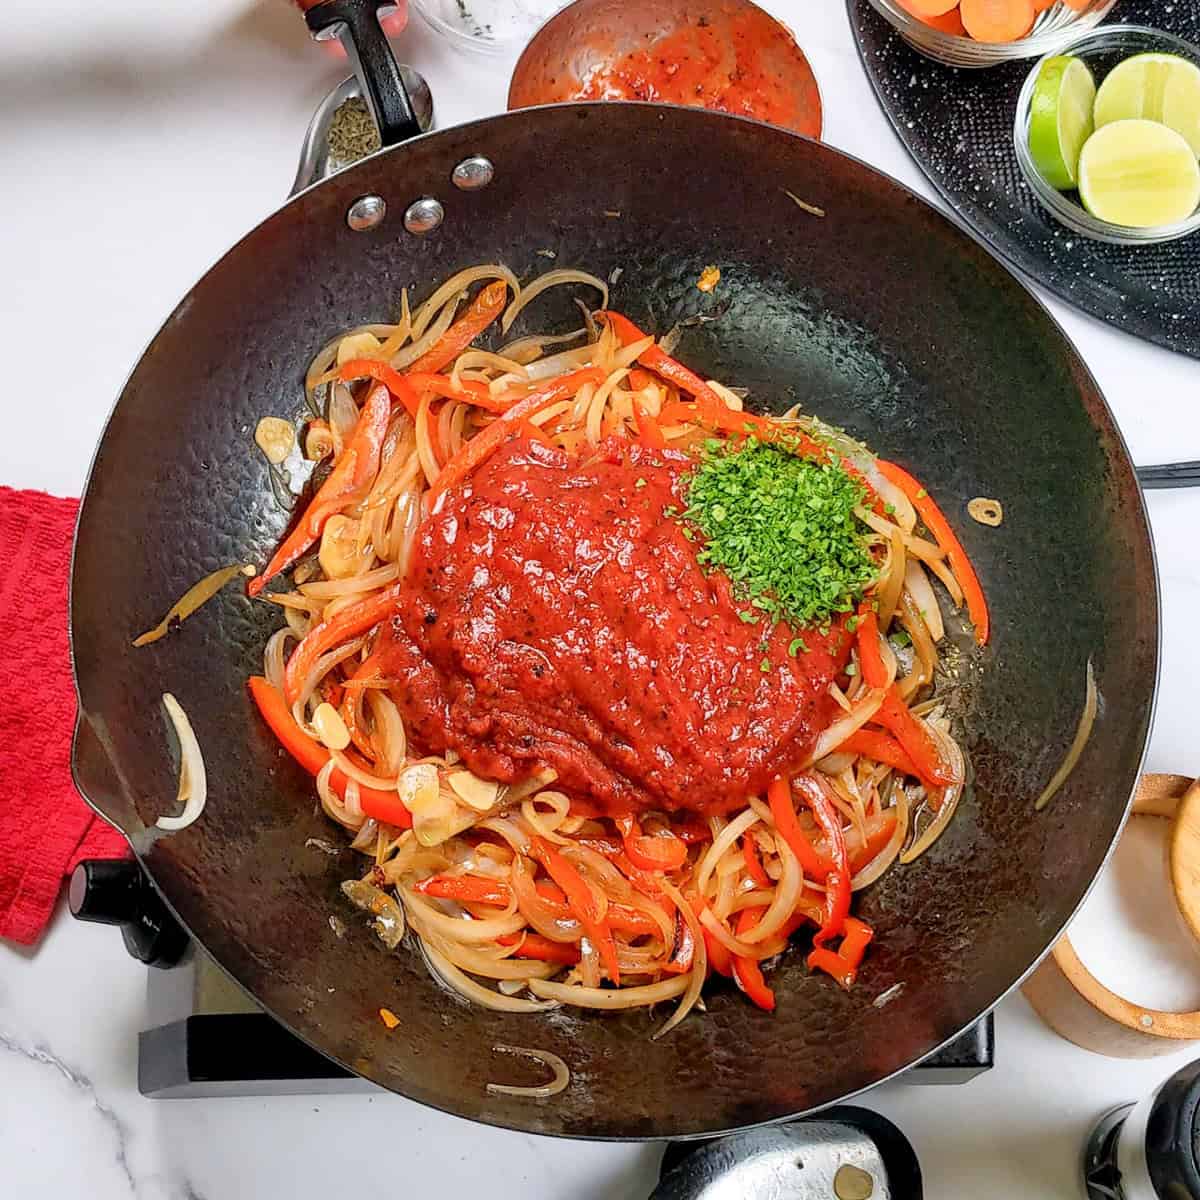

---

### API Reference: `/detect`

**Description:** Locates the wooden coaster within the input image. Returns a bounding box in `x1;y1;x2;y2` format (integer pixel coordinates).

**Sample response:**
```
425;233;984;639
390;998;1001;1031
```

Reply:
1021;774;1200;1058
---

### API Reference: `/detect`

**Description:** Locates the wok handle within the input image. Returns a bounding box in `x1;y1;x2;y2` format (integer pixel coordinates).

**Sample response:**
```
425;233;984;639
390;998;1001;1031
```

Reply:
1137;461;1200;490
301;0;422;147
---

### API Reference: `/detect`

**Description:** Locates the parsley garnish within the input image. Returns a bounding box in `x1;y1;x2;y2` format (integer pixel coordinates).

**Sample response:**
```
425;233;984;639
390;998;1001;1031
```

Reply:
680;439;877;628
788;637;809;657
845;662;859;676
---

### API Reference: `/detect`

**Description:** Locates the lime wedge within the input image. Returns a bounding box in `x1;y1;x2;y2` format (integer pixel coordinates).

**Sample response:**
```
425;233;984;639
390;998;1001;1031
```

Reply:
1029;56;1097;191
1077;119;1200;228
1094;52;1200;157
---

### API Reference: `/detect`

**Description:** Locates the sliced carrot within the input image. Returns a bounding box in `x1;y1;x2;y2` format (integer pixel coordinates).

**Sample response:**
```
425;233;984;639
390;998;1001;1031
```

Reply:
898;0;960;15
959;0;1035;41
897;0;968;33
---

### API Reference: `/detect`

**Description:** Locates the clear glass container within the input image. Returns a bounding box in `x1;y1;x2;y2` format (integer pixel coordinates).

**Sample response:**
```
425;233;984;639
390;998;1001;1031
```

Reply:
1013;25;1200;246
410;0;566;56
865;0;1117;68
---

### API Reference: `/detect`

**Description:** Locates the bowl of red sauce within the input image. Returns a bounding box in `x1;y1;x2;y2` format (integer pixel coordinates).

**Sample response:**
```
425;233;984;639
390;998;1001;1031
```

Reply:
507;0;823;140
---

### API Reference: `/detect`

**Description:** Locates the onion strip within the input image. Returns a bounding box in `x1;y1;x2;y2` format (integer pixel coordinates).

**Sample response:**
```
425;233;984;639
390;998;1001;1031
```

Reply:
155;693;208;832
486;1044;570;1098
1035;659;1098;812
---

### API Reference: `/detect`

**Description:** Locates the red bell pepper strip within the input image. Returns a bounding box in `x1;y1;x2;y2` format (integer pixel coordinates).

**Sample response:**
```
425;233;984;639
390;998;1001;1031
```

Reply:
732;907;776;1011
835;729;921;778
872;686;955;788
247;676;411;828
671;818;712;845
599;311;726;415
875;459;990;645
531;878;657;937
415;875;512;906
663;904;696;974
497;932;582;966
530;837;620;984
807;915;874;989
855;607;889;689
429;368;604;505
767;776;833;881
282;581;403;705
632;398;666;450
615;814;688;873
338;360;420;417
406;280;509;376
792;775;851;946
742;834;771;887
848;812;898;873
520;419;557;449
249;384;392;596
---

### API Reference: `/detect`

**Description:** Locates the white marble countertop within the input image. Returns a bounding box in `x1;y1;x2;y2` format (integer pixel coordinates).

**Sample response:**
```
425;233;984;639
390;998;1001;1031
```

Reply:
4;2;1200;1197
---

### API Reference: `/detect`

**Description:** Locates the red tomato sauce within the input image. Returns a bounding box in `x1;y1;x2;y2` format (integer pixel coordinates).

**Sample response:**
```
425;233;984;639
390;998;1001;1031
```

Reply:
573;11;822;138
374;436;850;816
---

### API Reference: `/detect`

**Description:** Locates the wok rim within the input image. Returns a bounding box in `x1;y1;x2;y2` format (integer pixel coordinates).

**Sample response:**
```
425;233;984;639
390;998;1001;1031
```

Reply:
67;101;1162;1139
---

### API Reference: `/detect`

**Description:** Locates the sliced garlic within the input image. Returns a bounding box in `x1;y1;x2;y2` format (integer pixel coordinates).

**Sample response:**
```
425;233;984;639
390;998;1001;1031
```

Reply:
305;420;334;461
336;331;382;366
319;515;367;580
399;763;441;813
255;417;295;465
312;702;350;750
447;770;500;812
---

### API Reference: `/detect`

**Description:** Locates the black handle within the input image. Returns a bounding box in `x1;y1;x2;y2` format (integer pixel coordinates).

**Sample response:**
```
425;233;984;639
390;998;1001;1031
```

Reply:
304;0;421;148
69;860;189;968
1137;461;1200;490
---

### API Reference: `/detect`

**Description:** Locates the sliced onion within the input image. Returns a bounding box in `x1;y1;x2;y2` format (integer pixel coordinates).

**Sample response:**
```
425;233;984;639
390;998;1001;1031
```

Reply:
133;563;254;647
653;880;707;1040
1036;658;1098;813
155;693;208;832
366;691;407;776
422;932;558;980
904;560;944;643
804;688;886;766
527;975;689;1010
698;908;761;959
521;792;572;844
262;627;294;692
500;269;608;335
486;1045;570;1098
695;808;759;896
735;834;802;944
402;888;525;943
510;854;582;942
317;758;364;830
479;817;533;856
852;788;910;890
499;327;588;365
299;562;398;600
419;939;559;1013
410;266;520;341
900;728;966;863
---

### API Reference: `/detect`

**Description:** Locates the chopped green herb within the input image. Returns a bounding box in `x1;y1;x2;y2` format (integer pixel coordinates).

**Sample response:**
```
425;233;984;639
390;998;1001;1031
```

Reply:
891;630;912;648
680;439;877;628
884;503;895;515
846;615;860;633
788;637;809;657
916;487;927;499
635;477;647;489
760;657;772;672
738;610;758;624
845;662;859;677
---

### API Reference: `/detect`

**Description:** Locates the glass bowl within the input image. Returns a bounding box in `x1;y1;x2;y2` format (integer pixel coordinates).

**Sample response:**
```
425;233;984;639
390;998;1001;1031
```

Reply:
410;0;566;56
865;0;1118;68
1014;25;1200;246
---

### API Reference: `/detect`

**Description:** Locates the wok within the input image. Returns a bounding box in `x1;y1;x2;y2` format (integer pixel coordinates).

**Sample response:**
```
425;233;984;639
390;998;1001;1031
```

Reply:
69;0;1158;1138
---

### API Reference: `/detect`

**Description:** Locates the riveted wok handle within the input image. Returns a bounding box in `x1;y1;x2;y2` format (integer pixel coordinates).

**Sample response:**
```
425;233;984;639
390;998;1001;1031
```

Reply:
1137;461;1200;490
300;0;421;147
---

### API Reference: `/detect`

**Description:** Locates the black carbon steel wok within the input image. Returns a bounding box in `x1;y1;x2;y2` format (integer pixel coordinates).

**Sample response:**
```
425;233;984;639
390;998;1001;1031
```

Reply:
69;0;1158;1140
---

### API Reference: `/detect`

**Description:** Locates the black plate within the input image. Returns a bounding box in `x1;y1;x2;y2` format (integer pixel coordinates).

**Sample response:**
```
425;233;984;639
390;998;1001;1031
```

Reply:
849;0;1200;360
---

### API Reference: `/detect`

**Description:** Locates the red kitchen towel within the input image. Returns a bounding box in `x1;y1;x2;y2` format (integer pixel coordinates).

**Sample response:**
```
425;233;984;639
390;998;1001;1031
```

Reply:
0;487;127;946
